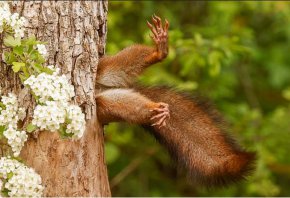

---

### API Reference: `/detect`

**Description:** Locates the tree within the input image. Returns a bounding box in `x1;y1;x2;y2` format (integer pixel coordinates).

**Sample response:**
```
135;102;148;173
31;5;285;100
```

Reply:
0;1;111;196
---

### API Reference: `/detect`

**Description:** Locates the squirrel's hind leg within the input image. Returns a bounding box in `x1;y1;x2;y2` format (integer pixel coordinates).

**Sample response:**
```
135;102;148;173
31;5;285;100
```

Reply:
96;88;170;127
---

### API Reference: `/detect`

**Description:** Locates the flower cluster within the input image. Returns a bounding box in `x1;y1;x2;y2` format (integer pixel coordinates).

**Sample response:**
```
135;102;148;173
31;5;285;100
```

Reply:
0;93;26;127
36;44;47;56
0;3;87;197
66;105;86;138
24;68;85;138
24;72;75;104
0;2;26;38
32;101;66;131
3;126;27;157
0;93;27;156
0;157;44;197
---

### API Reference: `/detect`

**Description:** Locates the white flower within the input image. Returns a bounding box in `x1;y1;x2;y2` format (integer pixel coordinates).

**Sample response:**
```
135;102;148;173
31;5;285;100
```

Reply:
0;2;11;28
18;107;26;121
1;93;17;106
23;69;86;139
24;72;75;104
14;27;25;38
32;101;66;131
3;126;28;157
66;104;86;139
36;44;47;56
0;93;28;156
47;65;60;75
0;2;26;38
0;157;44;197
0;93;24;128
9;13;19;27
3;126;16;139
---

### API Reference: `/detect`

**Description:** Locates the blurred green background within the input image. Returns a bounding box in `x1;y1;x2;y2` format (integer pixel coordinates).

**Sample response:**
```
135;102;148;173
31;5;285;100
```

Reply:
104;1;290;196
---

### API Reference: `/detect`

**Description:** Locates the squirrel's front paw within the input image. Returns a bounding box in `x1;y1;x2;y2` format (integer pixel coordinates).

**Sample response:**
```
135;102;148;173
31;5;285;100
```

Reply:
150;102;170;128
147;15;169;60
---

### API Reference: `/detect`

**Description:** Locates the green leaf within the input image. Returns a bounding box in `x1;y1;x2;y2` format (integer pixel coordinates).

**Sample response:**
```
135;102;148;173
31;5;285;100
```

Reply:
34;63;42;69
0;102;5;110
58;124;73;139
7;172;13;179
31;92;40;103
28;45;34;54
42;67;54;75
26;123;38;133
23;36;37;46
10;156;24;163
12;62;25;73
63;132;74;138
4;52;16;64
13;46;24;56
4;35;21;47
31;63;42;73
0;125;5;132
208;51;223;76
0;125;6;137
1;188;10;197
19;74;28;83
30;51;39;60
22;66;29;77
59;124;65;135
37;55;46;64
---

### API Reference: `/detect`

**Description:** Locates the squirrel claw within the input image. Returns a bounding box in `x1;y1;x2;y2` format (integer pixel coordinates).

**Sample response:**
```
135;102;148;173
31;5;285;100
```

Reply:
151;102;170;128
147;15;168;41
147;15;169;59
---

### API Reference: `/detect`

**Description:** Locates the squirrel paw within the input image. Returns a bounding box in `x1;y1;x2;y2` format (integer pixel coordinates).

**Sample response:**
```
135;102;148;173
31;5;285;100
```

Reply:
147;14;169;59
150;102;170;128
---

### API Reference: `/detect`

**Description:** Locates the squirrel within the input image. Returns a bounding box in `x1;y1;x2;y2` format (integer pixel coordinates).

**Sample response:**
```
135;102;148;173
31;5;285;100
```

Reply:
95;15;256;187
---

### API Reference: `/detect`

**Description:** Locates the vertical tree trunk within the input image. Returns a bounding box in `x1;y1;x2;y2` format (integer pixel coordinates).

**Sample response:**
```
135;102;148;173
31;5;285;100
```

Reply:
0;1;111;196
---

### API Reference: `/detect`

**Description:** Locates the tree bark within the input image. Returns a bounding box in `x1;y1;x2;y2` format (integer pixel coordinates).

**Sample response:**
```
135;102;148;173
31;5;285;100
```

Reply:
0;1;111;196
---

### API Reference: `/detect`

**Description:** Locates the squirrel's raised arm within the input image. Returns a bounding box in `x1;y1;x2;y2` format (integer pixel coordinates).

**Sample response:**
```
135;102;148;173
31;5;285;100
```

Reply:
96;15;169;88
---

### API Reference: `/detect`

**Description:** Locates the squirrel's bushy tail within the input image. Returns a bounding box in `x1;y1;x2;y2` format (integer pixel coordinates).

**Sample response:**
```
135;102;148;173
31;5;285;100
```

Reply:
136;86;256;187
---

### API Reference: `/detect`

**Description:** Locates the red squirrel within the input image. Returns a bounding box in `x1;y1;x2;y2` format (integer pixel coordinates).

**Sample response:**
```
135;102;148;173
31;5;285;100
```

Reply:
96;15;255;187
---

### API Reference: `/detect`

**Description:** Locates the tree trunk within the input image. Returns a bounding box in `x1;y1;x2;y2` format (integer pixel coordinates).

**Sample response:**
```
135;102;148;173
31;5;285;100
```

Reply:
0;1;111;196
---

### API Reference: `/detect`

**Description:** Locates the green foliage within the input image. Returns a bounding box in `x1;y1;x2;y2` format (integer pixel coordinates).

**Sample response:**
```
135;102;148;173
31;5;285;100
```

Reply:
105;1;290;196
4;35;21;47
1;188;9;197
26;124;38;133
3;35;51;82
0;102;5;110
12;62;25;73
58;124;73;139
0;125;6;138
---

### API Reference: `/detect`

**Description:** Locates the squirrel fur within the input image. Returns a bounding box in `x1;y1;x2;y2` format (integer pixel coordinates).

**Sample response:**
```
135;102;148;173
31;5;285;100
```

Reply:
95;15;255;187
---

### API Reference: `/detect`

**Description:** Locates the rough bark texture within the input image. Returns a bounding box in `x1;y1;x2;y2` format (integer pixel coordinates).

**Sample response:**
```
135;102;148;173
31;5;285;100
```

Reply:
0;1;111;196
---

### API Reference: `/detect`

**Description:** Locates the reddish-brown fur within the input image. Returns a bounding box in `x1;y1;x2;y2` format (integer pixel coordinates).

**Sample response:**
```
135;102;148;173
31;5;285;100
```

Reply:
96;88;162;125
137;86;256;186
95;16;256;187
